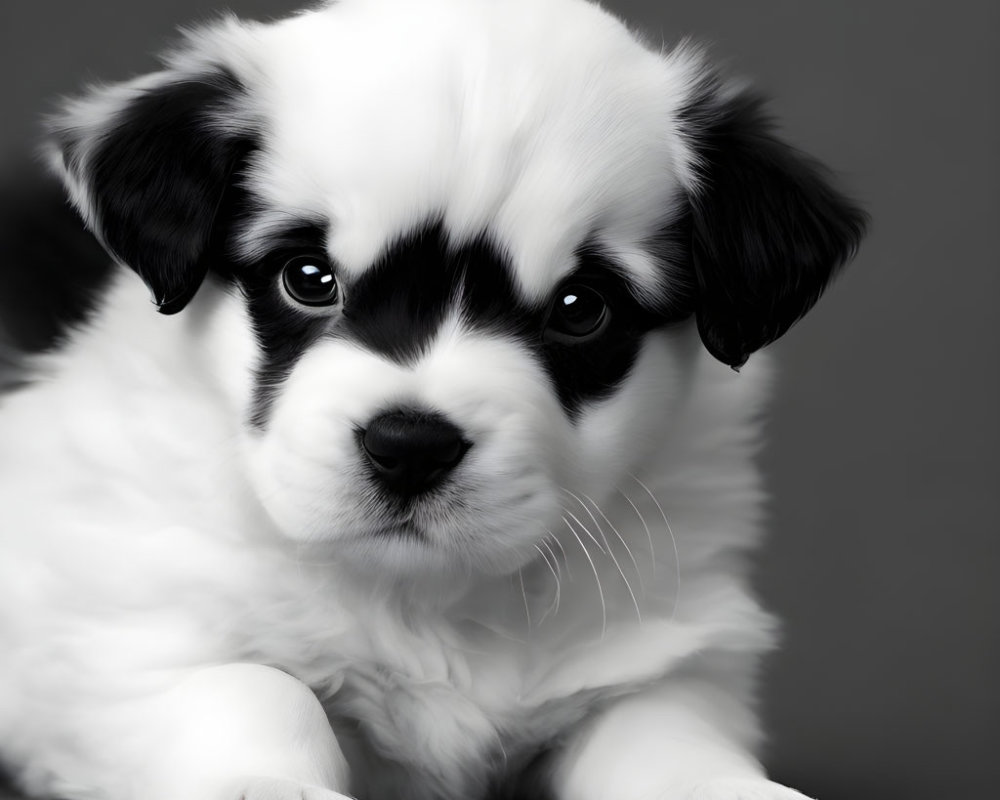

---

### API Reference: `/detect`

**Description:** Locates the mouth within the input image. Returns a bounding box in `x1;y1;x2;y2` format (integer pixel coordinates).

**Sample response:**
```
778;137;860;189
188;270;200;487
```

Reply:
365;522;427;542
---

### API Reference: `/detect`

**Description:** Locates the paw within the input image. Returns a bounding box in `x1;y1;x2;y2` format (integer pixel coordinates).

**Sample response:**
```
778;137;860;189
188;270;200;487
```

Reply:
685;778;815;800
230;777;353;800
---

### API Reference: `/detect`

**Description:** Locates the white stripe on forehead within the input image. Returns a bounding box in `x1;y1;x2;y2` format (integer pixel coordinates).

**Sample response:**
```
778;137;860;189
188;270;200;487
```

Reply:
227;0;700;301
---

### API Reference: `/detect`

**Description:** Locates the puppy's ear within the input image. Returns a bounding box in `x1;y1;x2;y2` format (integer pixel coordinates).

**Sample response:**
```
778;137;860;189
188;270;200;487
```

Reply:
680;75;867;369
48;68;251;314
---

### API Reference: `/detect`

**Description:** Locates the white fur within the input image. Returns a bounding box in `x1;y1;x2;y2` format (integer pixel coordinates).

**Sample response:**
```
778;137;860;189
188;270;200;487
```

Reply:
2;1;815;799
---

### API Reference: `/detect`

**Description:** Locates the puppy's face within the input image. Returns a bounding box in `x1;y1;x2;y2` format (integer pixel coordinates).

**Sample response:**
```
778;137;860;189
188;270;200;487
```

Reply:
235;223;696;575
50;0;863;575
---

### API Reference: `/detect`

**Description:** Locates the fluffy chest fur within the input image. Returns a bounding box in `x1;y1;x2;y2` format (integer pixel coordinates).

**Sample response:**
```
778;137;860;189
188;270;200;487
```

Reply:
0;280;772;800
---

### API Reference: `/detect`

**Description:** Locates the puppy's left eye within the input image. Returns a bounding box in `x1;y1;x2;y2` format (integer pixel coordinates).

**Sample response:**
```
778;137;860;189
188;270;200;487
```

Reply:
544;284;610;342
281;255;340;307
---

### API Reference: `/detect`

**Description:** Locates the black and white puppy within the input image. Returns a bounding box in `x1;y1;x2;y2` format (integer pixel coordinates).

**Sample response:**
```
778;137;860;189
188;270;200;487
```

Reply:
0;0;864;799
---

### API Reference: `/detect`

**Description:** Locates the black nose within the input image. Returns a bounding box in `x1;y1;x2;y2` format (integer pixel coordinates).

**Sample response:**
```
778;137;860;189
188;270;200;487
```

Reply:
360;410;469;496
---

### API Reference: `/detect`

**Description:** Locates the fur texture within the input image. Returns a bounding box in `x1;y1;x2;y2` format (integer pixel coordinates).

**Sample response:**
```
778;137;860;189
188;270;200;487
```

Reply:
0;1;864;799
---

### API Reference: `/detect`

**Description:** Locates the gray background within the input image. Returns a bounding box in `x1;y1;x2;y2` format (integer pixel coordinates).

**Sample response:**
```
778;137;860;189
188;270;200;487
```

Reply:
0;1;997;799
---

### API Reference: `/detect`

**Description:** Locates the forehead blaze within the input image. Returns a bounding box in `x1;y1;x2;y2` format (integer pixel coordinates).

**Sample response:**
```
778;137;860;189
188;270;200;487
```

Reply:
237;0;691;293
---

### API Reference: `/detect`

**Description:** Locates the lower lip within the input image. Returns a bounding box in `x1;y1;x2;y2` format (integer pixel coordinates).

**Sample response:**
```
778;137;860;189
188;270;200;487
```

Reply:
369;525;425;541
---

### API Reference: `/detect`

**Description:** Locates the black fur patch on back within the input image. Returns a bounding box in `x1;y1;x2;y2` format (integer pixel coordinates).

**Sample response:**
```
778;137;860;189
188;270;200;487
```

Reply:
235;220;692;427
678;73;867;368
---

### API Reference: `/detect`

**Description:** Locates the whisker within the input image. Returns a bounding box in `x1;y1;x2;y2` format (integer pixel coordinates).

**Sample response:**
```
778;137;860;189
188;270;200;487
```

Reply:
542;531;573;581
540;537;567;581
563;515;607;638
582;490;644;594
534;543;561;621
569;490;641;624
618;487;655;576
547;532;572;579
561;506;607;555
518;568;532;630
630;473;682;620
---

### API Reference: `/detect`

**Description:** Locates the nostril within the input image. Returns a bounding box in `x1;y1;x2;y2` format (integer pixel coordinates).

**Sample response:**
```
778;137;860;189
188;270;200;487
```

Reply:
360;410;469;495
432;437;465;469
367;452;401;472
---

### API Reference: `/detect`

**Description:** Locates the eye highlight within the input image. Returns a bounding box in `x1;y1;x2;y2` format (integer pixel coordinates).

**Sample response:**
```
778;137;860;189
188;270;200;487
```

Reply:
543;283;610;343
281;254;340;307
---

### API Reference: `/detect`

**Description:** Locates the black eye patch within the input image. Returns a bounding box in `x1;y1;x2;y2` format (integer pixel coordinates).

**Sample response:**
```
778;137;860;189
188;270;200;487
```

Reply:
343;223;693;418
225;222;334;428
226;218;692;427
532;249;692;416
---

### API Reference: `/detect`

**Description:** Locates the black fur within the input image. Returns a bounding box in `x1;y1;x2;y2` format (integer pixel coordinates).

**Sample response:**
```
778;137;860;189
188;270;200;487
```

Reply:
346;223;690;417
537;243;691;413
53;70;253;314
234;221;691;426
679;74;867;369
226;221;334;428
344;221;480;364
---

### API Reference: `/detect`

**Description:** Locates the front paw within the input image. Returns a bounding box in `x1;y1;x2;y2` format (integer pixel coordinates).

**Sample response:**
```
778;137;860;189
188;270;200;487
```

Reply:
685;778;815;800
231;777;353;800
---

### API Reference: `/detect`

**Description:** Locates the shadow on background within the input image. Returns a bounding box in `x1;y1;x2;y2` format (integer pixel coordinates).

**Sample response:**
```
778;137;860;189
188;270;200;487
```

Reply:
0;162;112;353
1;2;997;799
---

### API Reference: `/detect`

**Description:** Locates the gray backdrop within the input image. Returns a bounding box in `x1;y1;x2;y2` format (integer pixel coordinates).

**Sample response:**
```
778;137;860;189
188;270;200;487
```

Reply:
1;2;997;799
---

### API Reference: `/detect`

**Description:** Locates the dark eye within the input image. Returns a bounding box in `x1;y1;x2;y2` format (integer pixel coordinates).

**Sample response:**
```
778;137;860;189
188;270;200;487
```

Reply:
281;255;340;307
544;284;610;342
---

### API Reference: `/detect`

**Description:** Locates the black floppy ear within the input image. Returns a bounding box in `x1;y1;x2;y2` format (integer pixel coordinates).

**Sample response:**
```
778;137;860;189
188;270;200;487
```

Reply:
49;69;250;314
681;78;867;369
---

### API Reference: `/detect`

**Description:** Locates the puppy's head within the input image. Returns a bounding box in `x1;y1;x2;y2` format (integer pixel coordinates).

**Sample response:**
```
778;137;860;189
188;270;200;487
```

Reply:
49;0;864;575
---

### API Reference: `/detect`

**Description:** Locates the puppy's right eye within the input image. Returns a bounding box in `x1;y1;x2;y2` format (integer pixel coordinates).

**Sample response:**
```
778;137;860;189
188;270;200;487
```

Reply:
281;255;340;307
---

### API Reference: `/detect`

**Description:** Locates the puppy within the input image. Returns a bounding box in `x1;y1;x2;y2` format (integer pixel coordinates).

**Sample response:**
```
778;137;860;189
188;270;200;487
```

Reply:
0;0;864;798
